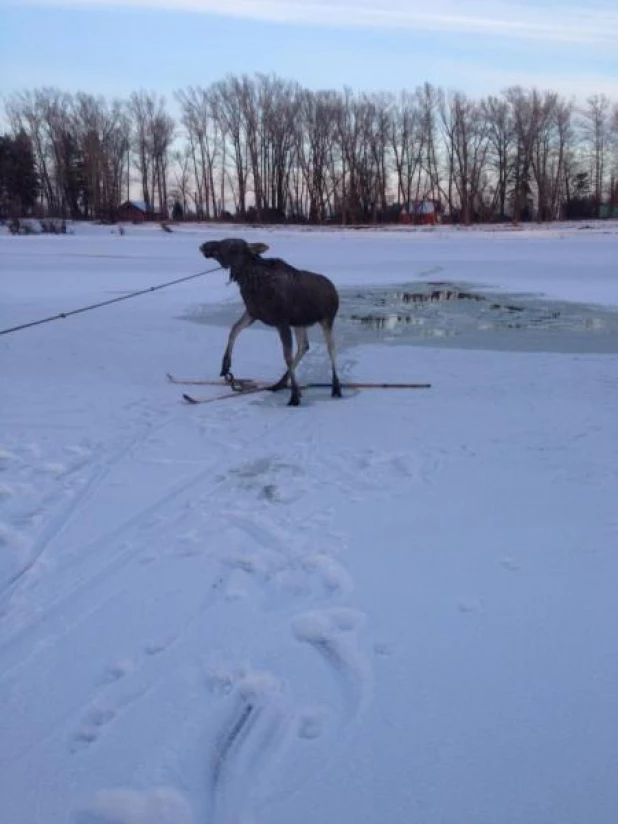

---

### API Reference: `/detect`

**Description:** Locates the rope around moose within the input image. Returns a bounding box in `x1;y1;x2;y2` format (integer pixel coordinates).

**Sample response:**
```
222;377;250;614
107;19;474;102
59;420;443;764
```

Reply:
0;265;223;337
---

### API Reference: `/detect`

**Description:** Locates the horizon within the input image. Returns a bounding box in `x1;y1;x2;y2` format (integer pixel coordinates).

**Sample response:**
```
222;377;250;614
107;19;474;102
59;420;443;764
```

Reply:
1;0;617;106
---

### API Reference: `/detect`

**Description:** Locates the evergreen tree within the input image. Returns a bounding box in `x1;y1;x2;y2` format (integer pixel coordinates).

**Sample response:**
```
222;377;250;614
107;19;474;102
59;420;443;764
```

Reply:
0;131;39;217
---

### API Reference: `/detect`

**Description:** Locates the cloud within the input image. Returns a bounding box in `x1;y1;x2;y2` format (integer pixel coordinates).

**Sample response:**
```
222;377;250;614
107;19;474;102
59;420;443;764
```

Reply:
14;0;618;47
430;57;618;103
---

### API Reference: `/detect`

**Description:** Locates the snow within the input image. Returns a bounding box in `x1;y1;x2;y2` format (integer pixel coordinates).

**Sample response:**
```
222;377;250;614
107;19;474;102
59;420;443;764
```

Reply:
1;221;617;824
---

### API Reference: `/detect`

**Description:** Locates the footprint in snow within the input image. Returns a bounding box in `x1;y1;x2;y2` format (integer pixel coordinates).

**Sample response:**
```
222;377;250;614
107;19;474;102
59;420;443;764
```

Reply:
500;557;521;572
291;606;373;719
100;659;134;684
72;653;157;753
458;598;484;614
144;637;174;657
209;668;299;823
71;707;117;751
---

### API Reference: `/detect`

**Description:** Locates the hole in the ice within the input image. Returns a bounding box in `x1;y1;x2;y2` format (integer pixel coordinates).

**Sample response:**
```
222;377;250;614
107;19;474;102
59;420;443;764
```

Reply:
339;281;618;353
181;279;618;355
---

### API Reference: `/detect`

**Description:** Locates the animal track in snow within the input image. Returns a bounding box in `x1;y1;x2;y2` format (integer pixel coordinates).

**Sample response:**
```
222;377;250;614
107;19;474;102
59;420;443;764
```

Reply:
458;598;484;614
72;647;163;753
144;636;174;657
100;658;134;685
296;709;327;740
373;641;393;657
72;706;118;749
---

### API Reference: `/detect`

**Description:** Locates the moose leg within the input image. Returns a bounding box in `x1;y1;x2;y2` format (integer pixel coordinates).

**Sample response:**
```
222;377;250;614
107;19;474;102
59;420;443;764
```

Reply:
220;311;254;377
269;327;309;392
320;319;342;398
276;325;301;406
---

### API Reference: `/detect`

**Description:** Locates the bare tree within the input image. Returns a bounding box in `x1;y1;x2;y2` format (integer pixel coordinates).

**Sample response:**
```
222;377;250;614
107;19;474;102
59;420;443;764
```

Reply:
482;95;514;220
505;87;539;221
609;103;618;206
129;90;154;212
176;86;221;218
259;75;299;218
417;83;443;205
73;93;129;220
440;91;490;223
170;146;193;216
212;76;249;217
391;91;422;209
296;89;338;221
582;94;611;207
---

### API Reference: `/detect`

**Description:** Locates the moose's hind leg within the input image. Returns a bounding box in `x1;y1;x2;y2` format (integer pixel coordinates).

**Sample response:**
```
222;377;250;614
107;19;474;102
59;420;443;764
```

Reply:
268;327;309;393
320;319;342;398
275;325;301;406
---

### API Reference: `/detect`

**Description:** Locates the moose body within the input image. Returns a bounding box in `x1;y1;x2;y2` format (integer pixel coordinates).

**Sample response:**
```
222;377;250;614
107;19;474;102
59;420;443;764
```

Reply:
199;238;342;406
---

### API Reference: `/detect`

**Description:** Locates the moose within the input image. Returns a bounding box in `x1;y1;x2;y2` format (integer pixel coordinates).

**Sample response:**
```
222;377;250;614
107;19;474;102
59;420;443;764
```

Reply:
200;238;342;407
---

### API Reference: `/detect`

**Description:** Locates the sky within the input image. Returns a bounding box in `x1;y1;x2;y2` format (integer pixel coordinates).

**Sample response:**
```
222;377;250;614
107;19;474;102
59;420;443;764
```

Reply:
1;0;617;107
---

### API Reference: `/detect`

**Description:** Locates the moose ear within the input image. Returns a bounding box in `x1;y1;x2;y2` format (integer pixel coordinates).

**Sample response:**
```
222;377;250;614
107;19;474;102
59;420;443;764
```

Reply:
248;242;269;255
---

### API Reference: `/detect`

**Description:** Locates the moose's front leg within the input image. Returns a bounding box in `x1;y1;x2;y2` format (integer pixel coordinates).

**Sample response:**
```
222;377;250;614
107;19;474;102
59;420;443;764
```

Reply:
220;311;254;377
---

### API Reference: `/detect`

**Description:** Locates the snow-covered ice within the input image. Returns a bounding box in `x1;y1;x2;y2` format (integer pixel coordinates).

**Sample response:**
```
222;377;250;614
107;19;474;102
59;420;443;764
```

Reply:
1;221;617;824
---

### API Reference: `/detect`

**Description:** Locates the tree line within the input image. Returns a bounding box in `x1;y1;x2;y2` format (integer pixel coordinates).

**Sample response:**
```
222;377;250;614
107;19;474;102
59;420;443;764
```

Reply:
2;75;617;224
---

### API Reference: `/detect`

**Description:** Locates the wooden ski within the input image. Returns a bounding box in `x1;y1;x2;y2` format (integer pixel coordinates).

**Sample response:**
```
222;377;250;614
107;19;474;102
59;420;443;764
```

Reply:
168;373;431;391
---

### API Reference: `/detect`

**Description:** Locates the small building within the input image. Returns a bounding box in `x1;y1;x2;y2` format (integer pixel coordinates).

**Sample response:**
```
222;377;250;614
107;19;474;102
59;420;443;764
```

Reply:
117;200;164;222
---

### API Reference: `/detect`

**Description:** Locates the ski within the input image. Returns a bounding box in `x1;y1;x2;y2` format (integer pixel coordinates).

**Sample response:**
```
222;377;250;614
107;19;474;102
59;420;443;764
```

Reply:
166;372;267;390
168;373;431;391
182;386;268;405
180;381;431;404
303;381;432;389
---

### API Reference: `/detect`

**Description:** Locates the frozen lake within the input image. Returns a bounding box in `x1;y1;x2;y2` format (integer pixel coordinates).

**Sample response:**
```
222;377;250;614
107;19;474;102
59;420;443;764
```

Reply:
1;221;617;824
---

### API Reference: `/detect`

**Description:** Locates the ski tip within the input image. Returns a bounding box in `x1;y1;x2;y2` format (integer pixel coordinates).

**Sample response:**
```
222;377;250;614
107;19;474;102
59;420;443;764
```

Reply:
182;393;198;404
